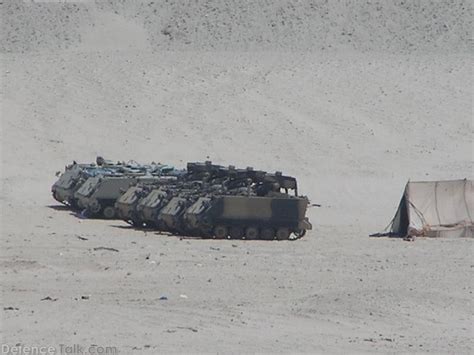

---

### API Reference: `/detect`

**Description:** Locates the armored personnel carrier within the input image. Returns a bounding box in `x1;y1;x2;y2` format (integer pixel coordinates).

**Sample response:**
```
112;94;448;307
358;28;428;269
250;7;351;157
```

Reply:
52;162;95;207
53;158;313;240
180;170;311;240
75;175;170;218
115;161;236;227
115;176;179;225
52;157;178;209
51;157;127;208
127;162;312;240
184;194;311;240
135;187;173;227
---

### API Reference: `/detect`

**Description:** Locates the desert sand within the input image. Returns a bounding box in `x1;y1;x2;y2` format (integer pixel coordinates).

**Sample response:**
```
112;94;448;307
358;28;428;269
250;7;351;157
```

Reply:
1;1;472;353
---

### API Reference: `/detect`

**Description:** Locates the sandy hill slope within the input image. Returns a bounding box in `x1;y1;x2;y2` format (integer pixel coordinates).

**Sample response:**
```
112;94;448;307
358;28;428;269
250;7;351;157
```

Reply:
1;1;473;353
1;0;471;227
2;50;472;227
2;0;472;53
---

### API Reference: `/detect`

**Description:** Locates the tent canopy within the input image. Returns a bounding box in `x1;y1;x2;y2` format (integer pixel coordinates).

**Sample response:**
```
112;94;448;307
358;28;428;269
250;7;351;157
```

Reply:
389;179;473;238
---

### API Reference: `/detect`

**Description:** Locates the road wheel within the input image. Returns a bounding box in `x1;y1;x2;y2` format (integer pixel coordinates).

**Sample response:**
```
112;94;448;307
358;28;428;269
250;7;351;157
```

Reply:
76;199;84;209
214;225;228;239
245;227;259;239
229;226;244;239
260;228;274;240
155;214;162;228
89;201;101;214
199;229;213;239
276;228;290;240
294;229;307;238
67;198;77;209
131;219;143;228
103;206;116;219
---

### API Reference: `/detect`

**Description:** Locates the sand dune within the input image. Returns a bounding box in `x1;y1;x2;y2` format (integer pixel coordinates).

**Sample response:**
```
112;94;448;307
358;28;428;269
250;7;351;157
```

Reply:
2;1;472;53
1;1;472;353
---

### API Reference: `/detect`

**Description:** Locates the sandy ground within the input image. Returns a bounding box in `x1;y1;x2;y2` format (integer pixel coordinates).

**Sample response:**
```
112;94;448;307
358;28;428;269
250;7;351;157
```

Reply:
1;1;473;354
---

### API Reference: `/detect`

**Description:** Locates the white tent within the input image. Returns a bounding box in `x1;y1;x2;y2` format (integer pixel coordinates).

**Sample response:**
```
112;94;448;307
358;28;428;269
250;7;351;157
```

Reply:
387;179;473;238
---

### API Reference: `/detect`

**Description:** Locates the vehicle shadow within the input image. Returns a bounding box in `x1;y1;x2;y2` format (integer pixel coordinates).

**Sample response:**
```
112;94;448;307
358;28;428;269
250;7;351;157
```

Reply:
46;204;71;211
107;223;296;241
47;204;96;219
49;205;300;241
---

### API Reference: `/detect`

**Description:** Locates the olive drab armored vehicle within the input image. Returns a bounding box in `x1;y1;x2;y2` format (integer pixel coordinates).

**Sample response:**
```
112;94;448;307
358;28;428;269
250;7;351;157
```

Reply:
114;176;179;225
126;162;236;228
179;170;311;240
120;161;312;240
135;188;171;227
116;161;236;227
192;194;311;240
115;185;151;224
155;183;213;234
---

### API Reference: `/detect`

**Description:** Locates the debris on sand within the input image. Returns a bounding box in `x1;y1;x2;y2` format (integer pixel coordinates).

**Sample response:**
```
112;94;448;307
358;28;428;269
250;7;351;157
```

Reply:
41;296;58;301
4;306;19;311
92;247;119;252
176;326;198;333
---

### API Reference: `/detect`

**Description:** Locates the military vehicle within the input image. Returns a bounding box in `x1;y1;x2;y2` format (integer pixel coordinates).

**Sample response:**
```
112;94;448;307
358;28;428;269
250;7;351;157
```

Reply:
156;183;213;234
135;187;172;227
52;157;178;209
115;161;235;227
52;163;95;207
126;162;312;240
115;177;178;225
180;170;311;240
53;158;313;240
184;194;311;240
75;175;167;218
51;157;126;208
